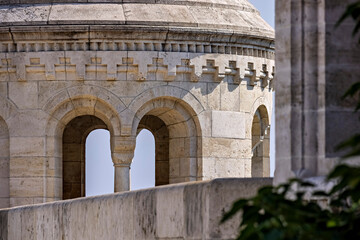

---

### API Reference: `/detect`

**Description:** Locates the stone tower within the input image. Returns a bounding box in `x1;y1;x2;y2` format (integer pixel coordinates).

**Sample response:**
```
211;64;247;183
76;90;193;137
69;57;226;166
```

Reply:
0;0;274;208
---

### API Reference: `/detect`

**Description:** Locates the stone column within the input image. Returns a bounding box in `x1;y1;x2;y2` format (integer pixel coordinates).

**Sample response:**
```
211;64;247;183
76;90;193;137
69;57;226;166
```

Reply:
111;136;135;192
113;163;131;192
275;0;360;184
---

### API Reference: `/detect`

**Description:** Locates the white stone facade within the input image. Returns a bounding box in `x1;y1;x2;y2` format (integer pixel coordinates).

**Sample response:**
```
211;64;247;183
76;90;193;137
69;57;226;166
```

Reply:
0;0;274;208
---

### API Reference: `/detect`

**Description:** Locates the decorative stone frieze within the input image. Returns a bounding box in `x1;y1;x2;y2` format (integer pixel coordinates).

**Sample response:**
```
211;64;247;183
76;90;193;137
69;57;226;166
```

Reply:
0;54;275;88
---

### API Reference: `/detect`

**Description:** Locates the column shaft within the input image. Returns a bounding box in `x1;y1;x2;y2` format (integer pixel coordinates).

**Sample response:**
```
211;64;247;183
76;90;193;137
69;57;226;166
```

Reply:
114;164;130;192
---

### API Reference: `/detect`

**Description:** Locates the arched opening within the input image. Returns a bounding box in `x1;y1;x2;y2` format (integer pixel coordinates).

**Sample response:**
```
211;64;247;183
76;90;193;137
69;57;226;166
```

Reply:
137;115;169;186
0;117;9;208
251;105;270;177
133;97;200;184
85;129;113;196
131;129;156;190
62;115;108;199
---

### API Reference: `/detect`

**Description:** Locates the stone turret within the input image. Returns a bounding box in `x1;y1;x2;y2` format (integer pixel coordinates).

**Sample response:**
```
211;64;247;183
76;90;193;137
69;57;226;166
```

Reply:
0;0;274;208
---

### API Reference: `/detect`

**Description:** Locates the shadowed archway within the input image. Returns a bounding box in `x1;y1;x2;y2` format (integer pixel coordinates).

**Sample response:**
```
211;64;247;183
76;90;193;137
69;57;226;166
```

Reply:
133;97;202;184
62;115;108;199
251;105;270;177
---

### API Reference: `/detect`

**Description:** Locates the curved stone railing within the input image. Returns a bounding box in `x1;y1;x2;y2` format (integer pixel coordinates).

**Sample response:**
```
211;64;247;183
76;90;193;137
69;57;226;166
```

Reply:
0;178;272;240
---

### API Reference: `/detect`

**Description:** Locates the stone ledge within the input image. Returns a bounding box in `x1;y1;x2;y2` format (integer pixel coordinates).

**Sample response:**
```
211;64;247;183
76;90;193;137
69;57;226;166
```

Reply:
0;178;273;239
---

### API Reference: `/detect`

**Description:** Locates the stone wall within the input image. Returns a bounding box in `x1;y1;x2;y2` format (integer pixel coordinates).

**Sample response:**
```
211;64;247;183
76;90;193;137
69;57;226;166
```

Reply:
275;0;360;183
0;1;274;208
0;178;272;240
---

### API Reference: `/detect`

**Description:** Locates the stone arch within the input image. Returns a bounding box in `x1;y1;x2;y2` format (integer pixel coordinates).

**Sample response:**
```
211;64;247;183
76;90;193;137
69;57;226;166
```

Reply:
43;85;124;137
126;85;204;134
0;95;17;121
0;96;16;208
250;96;271;123
131;94;203;184
62;115;108;199
44;87;123;200
251;105;270;177
0;116;9;208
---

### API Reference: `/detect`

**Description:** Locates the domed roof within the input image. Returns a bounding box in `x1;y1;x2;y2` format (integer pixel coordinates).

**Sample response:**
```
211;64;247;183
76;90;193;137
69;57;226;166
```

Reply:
0;0;274;39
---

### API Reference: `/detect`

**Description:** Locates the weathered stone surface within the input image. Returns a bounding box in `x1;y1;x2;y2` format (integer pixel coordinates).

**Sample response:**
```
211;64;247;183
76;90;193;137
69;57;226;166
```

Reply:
49;4;126;25
0;0;274;208
212;111;246;139
0;178;272;240
275;0;360;184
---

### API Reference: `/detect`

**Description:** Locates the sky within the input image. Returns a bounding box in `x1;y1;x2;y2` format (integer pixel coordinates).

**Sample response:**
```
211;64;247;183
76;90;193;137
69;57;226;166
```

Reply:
85;0;275;196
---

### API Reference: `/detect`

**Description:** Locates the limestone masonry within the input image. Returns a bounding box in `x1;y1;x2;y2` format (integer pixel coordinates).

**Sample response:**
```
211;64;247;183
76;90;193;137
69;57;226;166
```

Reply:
0;0;274;208
1;0;359;239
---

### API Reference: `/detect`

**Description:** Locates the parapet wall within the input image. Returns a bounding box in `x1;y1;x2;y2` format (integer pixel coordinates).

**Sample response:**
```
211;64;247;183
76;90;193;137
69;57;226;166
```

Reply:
0;178;272;240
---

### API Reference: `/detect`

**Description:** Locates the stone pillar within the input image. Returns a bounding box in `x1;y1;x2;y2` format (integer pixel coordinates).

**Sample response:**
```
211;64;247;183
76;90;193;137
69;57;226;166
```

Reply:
275;0;360;184
111;136;135;192
113;163;131;192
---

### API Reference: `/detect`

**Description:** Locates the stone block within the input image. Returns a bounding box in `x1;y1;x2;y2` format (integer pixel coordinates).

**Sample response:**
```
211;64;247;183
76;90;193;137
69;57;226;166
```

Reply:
7;208;22;239
123;4;196;26
8;110;47;137
0;5;50;26
49;4;126;24
9;82;38;109
0;177;9;198
133;189;157;239
9;197;34;208
0;139;9;158
10;177;44;198
156;185;184;238
10;157;44;178
212;111;246;139
10;137;45;157
220;82;240;111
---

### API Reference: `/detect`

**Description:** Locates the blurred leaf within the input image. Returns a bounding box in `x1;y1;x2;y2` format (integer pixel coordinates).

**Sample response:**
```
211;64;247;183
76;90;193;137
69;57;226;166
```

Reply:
342;82;360;99
221;199;248;223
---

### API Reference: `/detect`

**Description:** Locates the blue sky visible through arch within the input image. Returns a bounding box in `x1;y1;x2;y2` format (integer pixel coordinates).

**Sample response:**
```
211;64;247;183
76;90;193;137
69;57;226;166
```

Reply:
85;0;275;196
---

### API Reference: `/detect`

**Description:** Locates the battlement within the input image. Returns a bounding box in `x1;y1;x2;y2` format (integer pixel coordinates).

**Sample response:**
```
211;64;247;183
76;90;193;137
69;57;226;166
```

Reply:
0;53;274;88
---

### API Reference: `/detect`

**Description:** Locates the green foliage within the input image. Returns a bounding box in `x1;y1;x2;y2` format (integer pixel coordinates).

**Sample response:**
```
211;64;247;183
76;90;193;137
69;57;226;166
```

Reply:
221;3;360;239
336;1;360;42
221;168;360;240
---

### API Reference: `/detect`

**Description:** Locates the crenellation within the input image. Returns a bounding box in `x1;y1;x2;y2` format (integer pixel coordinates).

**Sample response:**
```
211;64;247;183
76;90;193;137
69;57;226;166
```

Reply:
0;54;275;87
259;64;269;88
55;57;77;81
244;62;256;86
176;59;195;82
269;66;275;89
225;60;240;84
85;57;108;81
117;57;139;81
147;57;174;81
0;58;16;75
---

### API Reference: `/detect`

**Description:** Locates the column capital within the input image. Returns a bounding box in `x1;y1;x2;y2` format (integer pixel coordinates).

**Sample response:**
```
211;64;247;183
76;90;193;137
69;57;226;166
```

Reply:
112;152;134;166
111;136;136;152
110;135;136;166
113;162;131;168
